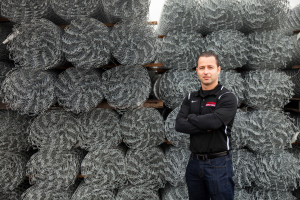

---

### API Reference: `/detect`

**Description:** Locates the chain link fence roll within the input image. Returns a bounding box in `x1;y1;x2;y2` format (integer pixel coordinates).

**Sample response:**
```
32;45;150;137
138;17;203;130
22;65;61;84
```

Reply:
111;21;157;65
156;30;204;70
55;68;104;114
234;189;254;200
29;110;80;150
165;106;190;149
285;69;300;97
7;19;65;70
126;147;166;190
161;184;189;200
120;107;165;149
289;35;300;66
244;69;294;110
232;149;256;189
0;152;28;192
100;0;150;24
78;108;121;151
154;69;200;109
157;0;202;35
0;180;30;200
0;22;13;61
204;30;249;69
165;147;190;187
62;17;112;69
246;31;294;69
116;185;160;200
81;147;126;189
0;61;14;102
0;110;31;152
232;110;298;153
240;0;289;33
1;69;57;115
281;5;300;35
248;188;297;200
21;185;73;200
26;149;81;190
102;65;151;109
71;182;116;200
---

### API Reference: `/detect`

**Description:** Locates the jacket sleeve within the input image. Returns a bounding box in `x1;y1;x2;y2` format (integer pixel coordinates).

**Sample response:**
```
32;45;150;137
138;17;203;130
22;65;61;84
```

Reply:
175;95;208;134
187;93;238;130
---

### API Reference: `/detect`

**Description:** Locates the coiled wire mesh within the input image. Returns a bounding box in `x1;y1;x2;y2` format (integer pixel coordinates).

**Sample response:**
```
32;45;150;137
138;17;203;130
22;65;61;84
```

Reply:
157;0;202;35
111;21;157;65
26;149;81;190
100;0;150;24
161;184;189;200
240;0;289;33
253;150;300;191
81;147;126;189
165;147;190;187
282;5;300;35
71;183;116;200
0;180;30;200
7;19;65;70
50;0;101;23
126;147;166;189
231;110;298;153
199;0;243;35
285;69;300;97
0;110;31;152
29;110;80;150
164;106;190;149
1;69;57;115
234;189;254;200
21;185;73;200
156;30;204;70
78;108;121;151
244;69;294;110
232;149;256;189
247;31;294;69
248;188;297;200
116;185;160;200
290;35;300;66
204;30;249;69
62;18;112;69
102;65;151;109
154;69;200;109
55;68;104;113
0;22;13;60
120;108;165;149
0;61;14;102
0;152;28;192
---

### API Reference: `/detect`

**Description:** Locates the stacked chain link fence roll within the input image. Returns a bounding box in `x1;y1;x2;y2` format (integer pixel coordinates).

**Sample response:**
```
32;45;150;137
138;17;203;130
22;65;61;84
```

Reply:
72;183;115;200
0;61;14;101
116;185;160;200
162;184;189;200
285;69;300;97
281;4;300;35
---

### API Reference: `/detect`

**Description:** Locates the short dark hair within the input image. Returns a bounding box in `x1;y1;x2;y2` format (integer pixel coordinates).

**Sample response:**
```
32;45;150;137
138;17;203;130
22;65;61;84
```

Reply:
198;51;220;66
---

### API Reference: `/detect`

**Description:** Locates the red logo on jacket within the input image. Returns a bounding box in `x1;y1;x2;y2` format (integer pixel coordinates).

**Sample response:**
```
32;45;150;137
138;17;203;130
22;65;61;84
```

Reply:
206;102;216;107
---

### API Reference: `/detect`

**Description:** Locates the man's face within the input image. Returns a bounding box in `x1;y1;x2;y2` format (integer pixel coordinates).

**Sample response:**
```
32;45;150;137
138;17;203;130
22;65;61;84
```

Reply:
196;56;221;87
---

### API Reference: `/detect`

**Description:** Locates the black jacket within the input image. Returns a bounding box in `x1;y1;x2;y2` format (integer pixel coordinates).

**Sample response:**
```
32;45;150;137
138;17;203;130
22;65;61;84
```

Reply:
175;83;238;153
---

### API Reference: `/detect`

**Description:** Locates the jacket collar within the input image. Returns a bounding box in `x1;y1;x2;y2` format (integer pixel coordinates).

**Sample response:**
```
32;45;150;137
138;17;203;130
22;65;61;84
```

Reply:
197;82;223;97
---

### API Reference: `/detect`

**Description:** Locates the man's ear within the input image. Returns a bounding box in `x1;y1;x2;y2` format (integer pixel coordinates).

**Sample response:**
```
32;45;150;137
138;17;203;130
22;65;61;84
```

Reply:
218;66;221;74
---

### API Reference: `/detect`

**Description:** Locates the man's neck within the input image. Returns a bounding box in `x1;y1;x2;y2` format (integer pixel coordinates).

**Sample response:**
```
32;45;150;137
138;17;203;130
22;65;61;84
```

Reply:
201;82;218;91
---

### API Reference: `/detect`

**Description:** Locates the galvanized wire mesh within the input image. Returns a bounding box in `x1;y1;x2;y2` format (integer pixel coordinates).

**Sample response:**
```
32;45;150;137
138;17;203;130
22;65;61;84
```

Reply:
231;110;298;153
289;35;300;66
21;185;73;200
204;30;249;69
244;70;294;110
285;69;300;97
111;21;157;65
165;147;190;187
0;181;30;200
29;110;80;150
26;149;81;190
157;0;202;35
156;30;204;70
100;0;150;24
248;188;297;200
78;108;121;151
50;0;101;23
55;68;104;114
81;147;126;189
247;31;294;69
0;22;13;60
7;19;65;70
102;65;151;109
0;152;28;191
161;184;189;200
116;185;160;200
234;189;254;200
71;182;116;200
62;18;112;69
281;5;300;35
120;107;165;149
0;61;14;102
164;106;190;149
1;69;57;115
126;147;166;189
240;0;289;33
0;110;31;152
199;0;243;35
254;150;300;191
232;149;256;189
154;69;200;109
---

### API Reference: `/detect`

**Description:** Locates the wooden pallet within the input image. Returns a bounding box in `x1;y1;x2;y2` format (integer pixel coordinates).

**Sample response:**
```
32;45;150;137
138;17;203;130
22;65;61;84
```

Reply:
285;98;300;113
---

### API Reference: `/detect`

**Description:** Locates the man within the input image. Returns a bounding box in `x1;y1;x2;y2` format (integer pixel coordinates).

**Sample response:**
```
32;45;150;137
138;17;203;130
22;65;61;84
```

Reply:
175;51;237;200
